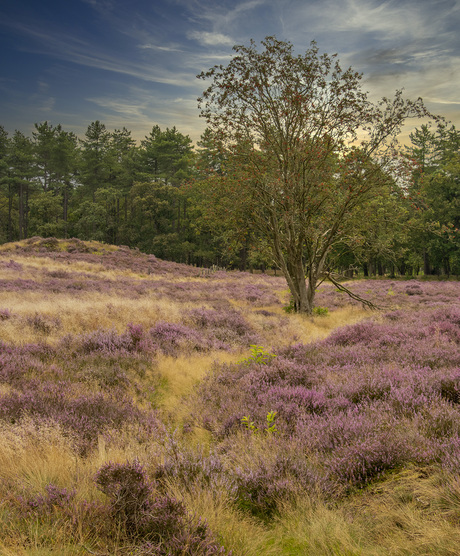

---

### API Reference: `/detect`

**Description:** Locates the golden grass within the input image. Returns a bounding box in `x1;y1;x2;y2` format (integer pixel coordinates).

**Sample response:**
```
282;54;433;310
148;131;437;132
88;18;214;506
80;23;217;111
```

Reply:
155;351;241;419
0;418;162;555
167;481;277;556
0;291;195;345
6;243;457;555
0;420;78;494
243;305;370;350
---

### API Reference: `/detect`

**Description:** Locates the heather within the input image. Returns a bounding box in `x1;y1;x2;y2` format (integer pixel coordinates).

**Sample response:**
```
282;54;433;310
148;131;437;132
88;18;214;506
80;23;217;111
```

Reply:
1;240;460;554
191;307;460;501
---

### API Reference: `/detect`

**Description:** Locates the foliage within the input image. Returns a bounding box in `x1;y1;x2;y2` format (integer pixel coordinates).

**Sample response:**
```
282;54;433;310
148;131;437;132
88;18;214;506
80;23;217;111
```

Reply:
95;460;230;554
240;344;277;365
197;36;437;312
405;123;460;275
1;110;457;281
241;411;278;434
313;306;329;316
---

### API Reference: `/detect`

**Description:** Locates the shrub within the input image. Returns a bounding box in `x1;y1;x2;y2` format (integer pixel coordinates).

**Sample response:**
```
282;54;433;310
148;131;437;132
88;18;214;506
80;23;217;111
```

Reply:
186;307;259;346
325;433;409;490
0;308;12;320
406;283;423;296
26;312;60;335
95;460;230;554
149;321;220;356
0;383;157;455
232;464;291;518
16;483;76;516
71;323;153;356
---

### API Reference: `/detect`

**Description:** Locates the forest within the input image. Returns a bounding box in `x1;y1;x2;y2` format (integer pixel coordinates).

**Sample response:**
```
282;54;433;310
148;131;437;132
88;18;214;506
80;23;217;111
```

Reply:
0;118;458;278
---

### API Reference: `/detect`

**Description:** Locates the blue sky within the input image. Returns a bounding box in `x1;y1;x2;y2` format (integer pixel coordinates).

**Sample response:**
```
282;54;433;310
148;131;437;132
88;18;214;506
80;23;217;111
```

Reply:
0;0;459;144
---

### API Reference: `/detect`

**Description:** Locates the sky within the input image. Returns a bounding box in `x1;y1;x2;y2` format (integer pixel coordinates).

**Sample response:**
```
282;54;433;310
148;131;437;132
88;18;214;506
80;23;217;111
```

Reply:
0;0;459;145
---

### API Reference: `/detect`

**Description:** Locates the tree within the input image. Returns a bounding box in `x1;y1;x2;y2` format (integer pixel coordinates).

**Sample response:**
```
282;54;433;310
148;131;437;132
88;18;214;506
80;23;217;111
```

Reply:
31;122;79;237
79;121;111;203
0;126;10;242
198;36;436;313
6;131;36;240
135;126;197;260
52;127;79;236
76;121;112;240
105;127;138;244
139;125;194;186
339;183;411;277
32;121;56;192
407;124;460;275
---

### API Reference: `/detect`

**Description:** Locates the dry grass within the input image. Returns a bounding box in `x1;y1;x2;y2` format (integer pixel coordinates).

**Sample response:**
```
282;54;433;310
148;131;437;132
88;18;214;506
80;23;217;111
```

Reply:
276;306;369;346
0;420;76;489
0;291;195;345
156;351;240;418
4;241;459;555
167;481;277;556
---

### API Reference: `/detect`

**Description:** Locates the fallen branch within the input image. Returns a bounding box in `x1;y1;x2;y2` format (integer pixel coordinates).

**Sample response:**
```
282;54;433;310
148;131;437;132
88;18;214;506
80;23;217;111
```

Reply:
325;273;381;310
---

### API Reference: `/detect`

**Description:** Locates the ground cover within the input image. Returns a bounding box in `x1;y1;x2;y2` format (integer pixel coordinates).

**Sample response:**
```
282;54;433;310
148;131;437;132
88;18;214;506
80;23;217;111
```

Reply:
0;238;459;555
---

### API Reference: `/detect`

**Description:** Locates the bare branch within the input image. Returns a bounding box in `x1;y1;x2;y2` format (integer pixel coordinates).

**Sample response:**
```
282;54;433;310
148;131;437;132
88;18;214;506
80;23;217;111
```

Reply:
325;272;381;310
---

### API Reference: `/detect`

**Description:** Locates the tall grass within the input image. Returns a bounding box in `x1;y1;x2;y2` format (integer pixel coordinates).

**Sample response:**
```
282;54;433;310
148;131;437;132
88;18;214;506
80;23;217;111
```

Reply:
0;238;459;554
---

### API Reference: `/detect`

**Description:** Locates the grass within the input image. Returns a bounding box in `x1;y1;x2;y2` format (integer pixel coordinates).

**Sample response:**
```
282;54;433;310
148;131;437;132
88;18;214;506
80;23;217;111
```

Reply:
155;352;240;418
0;238;459;554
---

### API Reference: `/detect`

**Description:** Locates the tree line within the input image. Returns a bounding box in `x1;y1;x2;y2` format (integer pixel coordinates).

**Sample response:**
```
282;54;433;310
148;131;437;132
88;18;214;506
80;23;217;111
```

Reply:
0;119;458;277
0;40;459;296
0;121;207;263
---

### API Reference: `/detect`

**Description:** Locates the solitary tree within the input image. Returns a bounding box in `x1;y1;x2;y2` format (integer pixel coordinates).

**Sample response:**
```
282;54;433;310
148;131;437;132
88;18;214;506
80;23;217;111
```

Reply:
198;36;436;313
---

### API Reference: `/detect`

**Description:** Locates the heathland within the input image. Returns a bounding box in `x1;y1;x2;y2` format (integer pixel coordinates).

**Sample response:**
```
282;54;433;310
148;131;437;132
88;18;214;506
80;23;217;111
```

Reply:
0;237;460;555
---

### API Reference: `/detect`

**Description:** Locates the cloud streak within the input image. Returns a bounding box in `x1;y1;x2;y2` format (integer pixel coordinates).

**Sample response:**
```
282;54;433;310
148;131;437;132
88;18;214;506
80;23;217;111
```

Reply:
187;31;234;47
0;0;458;143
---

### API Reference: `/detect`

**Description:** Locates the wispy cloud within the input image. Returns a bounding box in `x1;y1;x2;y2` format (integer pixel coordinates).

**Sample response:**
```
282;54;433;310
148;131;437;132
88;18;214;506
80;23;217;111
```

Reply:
2;20;192;87
86;96;147;119
85;86;205;142
138;43;184;52
187;31;234;47
39;97;56;112
0;0;458;143
189;0;267;29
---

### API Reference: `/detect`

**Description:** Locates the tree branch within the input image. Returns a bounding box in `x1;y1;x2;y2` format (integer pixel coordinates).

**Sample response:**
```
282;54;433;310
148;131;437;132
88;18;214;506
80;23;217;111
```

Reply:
325;272;381;310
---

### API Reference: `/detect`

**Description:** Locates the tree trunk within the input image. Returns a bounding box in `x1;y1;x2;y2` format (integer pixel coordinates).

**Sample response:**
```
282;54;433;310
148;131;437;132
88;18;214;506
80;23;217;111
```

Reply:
269;212;315;314
63;184;68;238
423;250;431;275
7;183;14;241
285;258;314;314
18;182;24;240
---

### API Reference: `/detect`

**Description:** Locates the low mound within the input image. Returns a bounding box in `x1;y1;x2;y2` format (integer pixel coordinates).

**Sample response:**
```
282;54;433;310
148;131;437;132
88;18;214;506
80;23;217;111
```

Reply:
0;237;199;277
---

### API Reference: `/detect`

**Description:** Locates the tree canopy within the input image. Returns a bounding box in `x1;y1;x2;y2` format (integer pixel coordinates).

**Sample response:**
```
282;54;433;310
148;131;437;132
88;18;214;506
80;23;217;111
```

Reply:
197;36;437;312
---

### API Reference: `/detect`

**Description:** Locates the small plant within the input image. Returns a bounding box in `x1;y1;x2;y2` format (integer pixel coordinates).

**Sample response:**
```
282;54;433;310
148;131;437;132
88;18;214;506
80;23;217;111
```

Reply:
0;308;12;320
241;415;258;432
26;312;59;334
240;344;276;365
313;306;329;316
283;296;295;313
241;411;278;434
284;299;329;316
264;410;278;434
